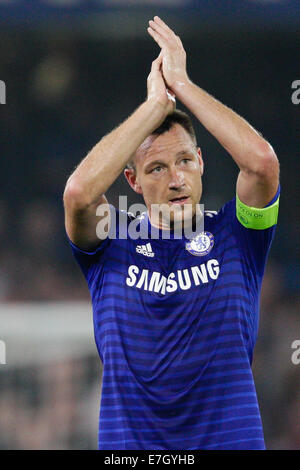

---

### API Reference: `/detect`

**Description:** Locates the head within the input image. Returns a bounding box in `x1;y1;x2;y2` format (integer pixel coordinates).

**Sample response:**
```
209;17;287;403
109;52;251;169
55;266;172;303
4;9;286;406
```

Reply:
124;109;204;229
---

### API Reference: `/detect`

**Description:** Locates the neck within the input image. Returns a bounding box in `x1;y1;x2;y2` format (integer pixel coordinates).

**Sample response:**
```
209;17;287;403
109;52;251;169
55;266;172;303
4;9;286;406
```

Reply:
147;205;203;236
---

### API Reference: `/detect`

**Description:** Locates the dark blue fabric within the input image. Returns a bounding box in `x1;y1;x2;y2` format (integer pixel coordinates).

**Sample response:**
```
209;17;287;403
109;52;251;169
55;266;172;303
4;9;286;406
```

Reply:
68;188;280;450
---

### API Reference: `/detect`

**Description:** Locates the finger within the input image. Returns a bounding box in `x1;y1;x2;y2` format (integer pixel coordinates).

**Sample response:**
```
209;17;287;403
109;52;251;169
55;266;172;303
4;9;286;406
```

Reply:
153;16;182;46
157;53;163;70
151;56;160;72
152;51;163;72
147;57;162;84
153;16;175;35
148;19;170;41
150;54;163;74
147;26;167;49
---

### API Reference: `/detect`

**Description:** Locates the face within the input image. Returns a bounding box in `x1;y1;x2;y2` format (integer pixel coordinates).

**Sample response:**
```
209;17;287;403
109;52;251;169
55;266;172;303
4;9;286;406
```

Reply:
124;123;204;229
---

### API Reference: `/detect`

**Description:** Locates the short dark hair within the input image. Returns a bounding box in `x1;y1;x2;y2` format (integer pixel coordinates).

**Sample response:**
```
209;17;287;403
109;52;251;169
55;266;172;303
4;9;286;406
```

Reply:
126;109;197;170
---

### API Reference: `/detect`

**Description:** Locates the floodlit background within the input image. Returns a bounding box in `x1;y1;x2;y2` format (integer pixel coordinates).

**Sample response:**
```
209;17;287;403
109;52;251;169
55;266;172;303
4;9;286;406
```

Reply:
0;0;300;449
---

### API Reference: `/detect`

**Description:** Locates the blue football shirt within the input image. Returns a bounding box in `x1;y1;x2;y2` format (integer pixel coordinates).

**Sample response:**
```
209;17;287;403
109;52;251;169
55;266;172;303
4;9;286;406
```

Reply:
68;185;280;450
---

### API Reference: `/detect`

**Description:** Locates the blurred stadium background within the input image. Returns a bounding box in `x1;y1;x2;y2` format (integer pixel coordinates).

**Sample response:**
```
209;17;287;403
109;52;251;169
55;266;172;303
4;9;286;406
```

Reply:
0;0;300;450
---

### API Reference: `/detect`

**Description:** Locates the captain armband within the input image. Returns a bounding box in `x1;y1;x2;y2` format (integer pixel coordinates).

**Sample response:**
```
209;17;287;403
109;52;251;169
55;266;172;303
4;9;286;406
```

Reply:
236;193;280;230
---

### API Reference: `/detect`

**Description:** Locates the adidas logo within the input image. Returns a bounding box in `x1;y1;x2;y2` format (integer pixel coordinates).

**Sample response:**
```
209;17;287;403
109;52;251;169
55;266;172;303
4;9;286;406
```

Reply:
136;242;155;257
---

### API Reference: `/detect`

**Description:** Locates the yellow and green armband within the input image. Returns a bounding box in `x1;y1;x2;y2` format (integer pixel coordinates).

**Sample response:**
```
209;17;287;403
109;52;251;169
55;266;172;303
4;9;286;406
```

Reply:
236;193;280;230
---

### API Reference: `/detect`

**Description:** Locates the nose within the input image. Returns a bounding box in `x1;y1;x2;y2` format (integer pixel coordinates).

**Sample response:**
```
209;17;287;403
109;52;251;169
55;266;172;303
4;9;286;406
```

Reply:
168;166;185;190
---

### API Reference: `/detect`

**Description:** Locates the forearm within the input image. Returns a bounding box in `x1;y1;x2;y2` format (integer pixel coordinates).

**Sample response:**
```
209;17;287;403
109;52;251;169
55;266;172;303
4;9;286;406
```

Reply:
173;79;277;172
65;99;166;206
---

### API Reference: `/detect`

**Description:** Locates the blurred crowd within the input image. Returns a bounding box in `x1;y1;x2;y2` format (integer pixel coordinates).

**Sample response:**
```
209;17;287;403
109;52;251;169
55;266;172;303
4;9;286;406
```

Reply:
0;26;299;449
0;355;101;449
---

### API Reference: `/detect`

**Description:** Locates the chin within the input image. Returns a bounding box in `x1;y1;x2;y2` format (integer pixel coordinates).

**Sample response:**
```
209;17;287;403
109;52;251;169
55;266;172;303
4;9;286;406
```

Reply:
169;203;195;224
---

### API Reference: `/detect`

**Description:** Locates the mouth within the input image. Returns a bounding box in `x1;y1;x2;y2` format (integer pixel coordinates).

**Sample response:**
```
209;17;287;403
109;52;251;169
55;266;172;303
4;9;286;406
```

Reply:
168;196;190;205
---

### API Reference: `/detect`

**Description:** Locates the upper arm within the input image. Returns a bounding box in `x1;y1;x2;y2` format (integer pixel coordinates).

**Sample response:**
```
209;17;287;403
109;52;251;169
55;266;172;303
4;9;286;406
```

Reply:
236;151;280;208
63;178;111;252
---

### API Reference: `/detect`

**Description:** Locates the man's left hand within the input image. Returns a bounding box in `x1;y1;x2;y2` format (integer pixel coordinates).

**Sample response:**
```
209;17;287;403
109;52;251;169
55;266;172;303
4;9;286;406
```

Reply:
147;16;189;92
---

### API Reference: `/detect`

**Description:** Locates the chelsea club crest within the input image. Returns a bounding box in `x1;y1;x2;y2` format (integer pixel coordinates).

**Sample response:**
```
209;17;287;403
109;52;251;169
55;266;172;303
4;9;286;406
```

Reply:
185;232;214;256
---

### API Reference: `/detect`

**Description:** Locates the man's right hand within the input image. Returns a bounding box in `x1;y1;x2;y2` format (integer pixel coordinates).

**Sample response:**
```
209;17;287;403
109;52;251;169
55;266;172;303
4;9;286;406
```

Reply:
147;53;176;116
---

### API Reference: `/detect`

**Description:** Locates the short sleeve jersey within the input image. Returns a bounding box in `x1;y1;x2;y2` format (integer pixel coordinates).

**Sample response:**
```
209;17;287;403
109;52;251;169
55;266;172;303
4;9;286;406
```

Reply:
68;185;280;450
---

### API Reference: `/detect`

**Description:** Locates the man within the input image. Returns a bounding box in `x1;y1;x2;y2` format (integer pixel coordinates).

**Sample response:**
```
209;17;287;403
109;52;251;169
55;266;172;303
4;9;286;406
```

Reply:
64;16;280;450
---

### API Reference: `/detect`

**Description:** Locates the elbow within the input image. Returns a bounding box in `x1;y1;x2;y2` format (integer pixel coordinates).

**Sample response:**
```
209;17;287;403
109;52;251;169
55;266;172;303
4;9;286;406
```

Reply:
253;142;280;178
63;177;92;211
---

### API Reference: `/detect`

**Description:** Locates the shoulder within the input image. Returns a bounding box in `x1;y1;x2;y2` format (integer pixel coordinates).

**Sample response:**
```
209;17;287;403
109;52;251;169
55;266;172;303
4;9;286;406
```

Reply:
203;198;236;230
204;182;280;232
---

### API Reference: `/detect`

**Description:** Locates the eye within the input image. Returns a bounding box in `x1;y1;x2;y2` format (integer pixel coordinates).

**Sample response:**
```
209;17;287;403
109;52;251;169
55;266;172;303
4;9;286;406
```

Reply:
181;158;191;164
151;166;162;173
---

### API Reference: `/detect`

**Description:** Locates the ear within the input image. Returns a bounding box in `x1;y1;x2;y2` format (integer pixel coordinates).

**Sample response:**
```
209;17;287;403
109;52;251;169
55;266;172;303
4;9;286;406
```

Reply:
124;168;143;195
197;147;204;176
